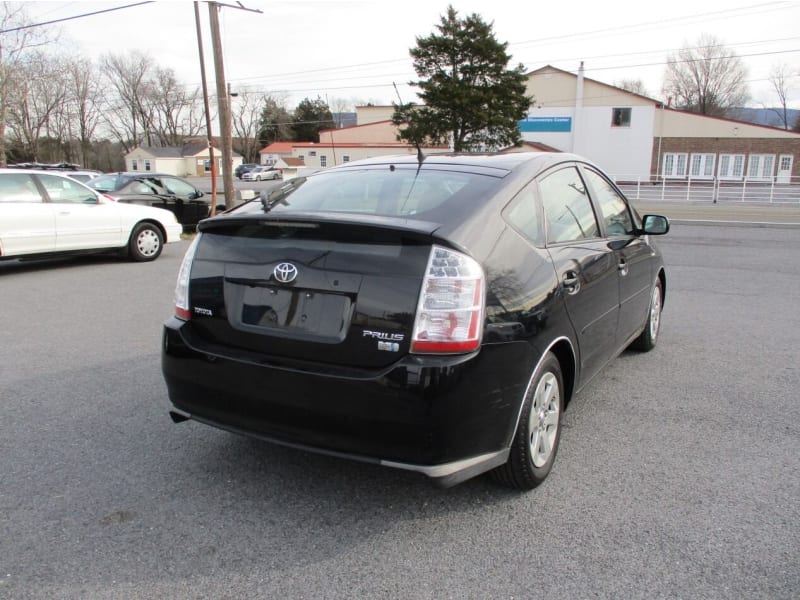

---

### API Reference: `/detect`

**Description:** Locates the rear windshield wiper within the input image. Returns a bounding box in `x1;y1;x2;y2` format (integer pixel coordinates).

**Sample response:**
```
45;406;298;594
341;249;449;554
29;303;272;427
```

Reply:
260;177;306;212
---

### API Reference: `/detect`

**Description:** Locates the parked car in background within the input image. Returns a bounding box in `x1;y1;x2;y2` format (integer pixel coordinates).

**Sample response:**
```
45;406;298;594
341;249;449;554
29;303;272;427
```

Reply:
161;152;670;489
65;170;104;184
0;169;182;262
8;162;103;184
242;166;282;181
235;163;259;179
87;172;211;229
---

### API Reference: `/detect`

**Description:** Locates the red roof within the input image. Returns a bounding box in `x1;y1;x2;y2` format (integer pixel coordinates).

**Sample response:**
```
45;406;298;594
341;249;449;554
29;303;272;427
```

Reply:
260;142;295;154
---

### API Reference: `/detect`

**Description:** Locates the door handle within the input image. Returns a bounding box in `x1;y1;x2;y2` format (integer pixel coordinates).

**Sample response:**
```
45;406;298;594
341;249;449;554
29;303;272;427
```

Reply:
562;270;580;295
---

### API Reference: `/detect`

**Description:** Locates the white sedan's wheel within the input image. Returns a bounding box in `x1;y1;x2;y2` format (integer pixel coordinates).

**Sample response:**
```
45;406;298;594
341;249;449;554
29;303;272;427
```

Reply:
129;223;163;262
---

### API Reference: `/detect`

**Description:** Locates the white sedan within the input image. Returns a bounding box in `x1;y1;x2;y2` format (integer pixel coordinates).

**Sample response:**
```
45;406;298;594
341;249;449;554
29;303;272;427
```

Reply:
242;166;282;181
0;169;183;262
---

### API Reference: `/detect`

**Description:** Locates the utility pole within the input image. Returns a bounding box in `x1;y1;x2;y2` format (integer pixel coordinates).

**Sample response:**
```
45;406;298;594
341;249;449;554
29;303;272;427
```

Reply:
207;2;233;210
205;1;262;210
193;1;217;214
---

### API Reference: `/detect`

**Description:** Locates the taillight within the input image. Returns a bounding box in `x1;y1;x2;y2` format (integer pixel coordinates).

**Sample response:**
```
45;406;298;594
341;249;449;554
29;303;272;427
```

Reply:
411;245;485;354
174;234;201;320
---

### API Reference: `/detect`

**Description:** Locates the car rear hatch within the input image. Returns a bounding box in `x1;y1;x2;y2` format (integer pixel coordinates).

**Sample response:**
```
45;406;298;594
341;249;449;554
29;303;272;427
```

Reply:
184;213;442;370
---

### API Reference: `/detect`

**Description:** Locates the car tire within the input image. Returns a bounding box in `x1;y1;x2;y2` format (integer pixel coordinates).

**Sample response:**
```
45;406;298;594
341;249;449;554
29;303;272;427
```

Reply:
630;278;663;352
491;352;563;490
128;222;163;262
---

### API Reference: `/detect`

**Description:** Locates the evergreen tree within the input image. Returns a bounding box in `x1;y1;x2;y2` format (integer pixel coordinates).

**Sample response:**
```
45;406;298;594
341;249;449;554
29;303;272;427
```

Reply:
257;96;293;147
392;5;531;152
291;96;334;143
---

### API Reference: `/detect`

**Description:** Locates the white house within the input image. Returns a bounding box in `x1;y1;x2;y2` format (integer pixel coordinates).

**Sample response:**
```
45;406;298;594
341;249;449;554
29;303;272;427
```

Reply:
125;143;243;177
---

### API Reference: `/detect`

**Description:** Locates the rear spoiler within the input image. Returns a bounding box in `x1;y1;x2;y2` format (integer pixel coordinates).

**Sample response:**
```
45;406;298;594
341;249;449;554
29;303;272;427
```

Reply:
197;211;443;237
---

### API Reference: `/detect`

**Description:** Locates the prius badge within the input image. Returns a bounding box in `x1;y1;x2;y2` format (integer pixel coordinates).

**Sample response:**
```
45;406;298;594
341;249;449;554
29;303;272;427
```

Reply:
273;262;298;283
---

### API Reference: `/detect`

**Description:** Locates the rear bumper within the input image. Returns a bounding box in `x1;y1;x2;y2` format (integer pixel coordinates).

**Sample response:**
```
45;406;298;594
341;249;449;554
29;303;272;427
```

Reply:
164;222;184;243
161;318;535;484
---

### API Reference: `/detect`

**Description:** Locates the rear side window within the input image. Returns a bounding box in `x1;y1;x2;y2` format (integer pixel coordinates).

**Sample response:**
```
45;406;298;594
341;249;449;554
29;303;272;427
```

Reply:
162;177;197;196
504;182;543;246
539;167;599;244
267;167;499;221
129;181;159;195
87;174;121;192
0;173;42;203
37;174;97;203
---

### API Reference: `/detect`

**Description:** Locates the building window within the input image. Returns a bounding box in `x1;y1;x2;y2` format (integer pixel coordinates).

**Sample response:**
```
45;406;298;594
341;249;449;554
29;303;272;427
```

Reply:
747;154;775;180
144;159;152;172
320;155;327;167
689;153;715;179
309;150;317;157
203;160;211;173
662;153;688;178
611;107;631;127
131;159;138;171
342;155;350;163
298;155;304;162
718;154;745;180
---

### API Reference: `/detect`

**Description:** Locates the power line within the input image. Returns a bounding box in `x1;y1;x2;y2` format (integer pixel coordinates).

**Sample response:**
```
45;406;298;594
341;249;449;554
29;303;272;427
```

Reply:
509;1;793;49
0;2;155;34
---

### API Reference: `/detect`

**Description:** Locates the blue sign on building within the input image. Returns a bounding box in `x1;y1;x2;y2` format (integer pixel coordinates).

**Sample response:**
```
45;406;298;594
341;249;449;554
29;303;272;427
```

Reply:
519;116;572;133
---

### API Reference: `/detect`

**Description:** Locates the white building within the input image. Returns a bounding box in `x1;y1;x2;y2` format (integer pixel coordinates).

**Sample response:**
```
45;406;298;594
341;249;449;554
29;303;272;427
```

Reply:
523;65;800;182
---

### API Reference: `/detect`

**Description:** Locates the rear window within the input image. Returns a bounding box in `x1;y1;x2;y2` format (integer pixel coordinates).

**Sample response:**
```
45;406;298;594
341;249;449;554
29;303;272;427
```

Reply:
266;167;500;220
87;174;126;192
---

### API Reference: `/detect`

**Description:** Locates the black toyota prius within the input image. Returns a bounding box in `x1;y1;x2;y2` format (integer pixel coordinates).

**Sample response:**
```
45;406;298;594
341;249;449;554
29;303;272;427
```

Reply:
161;152;669;489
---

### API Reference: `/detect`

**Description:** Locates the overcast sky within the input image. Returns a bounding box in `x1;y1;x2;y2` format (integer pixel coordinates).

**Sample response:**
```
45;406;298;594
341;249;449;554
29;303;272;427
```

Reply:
23;0;800;109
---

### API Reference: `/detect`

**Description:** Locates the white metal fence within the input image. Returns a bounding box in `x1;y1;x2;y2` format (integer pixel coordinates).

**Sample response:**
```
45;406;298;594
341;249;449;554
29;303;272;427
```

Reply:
613;176;800;204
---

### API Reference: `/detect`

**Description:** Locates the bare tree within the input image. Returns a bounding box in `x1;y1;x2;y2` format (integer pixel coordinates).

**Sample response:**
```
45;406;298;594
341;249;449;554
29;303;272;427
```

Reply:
767;63;794;130
66;57;103;166
5;50;68;162
0;3;56;164
99;51;153;151
145;66;204;146
614;78;649;97
662;33;749;117
328;97;356;128
230;87;266;163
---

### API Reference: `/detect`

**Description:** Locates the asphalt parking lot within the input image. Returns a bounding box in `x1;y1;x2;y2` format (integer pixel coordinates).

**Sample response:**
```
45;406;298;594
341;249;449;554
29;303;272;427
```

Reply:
1;218;798;598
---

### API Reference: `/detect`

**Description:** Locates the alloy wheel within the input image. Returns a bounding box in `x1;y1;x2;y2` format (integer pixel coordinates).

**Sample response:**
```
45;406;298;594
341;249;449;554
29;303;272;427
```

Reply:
528;372;560;467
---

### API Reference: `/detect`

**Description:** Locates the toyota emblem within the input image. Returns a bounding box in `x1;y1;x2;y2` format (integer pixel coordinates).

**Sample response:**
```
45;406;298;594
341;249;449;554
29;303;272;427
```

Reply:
273;262;298;283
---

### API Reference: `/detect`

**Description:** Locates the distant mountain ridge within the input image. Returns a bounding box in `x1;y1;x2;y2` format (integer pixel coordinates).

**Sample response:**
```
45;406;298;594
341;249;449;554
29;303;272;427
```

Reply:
728;107;799;130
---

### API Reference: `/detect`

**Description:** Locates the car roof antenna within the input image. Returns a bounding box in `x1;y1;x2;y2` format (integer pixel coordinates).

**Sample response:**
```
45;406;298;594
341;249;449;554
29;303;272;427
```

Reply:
393;82;425;167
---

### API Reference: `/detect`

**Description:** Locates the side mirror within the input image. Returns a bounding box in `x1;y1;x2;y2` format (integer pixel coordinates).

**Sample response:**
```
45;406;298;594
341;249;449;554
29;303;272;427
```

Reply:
192;190;204;199
641;214;670;235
